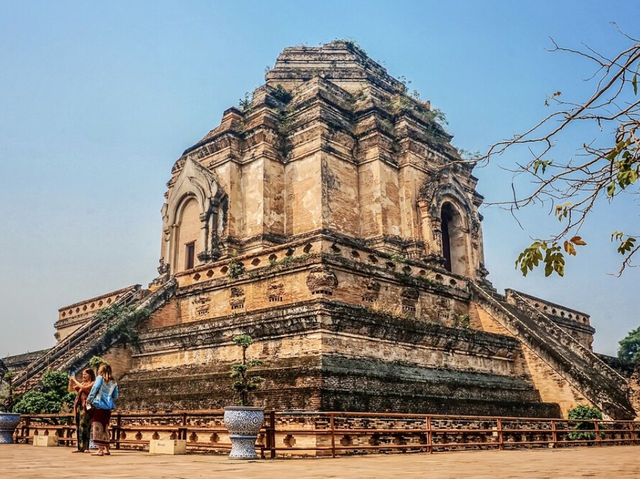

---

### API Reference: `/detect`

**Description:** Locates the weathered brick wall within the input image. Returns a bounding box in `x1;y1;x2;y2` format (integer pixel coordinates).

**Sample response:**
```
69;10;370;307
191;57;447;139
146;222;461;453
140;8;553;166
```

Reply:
116;300;558;416
102;345;132;381
629;362;640;417
143;298;180;329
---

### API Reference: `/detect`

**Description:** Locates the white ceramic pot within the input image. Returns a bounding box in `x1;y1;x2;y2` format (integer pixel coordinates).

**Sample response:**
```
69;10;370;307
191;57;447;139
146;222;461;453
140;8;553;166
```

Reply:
0;413;20;444
223;406;265;459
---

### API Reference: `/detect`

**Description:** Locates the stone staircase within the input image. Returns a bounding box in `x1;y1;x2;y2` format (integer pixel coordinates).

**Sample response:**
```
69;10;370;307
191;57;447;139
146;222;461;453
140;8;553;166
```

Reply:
13;279;177;394
471;282;634;419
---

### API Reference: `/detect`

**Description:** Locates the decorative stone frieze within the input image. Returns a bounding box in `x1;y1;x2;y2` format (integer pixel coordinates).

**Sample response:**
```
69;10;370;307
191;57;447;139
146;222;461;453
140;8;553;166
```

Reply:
305;267;338;296
361;279;381;304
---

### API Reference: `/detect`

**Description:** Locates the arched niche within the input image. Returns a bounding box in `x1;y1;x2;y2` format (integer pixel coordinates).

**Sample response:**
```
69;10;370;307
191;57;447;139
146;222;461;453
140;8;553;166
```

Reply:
418;170;486;281
174;196;201;272
440;201;468;276
161;158;227;275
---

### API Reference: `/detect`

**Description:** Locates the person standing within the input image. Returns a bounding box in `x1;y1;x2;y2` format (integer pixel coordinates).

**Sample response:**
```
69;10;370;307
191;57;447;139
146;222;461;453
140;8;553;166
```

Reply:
86;364;118;456
68;368;96;453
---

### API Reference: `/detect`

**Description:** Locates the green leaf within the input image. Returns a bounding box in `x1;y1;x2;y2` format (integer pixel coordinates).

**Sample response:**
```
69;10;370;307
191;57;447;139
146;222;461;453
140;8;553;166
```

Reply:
532;159;553;175
617;237;636;254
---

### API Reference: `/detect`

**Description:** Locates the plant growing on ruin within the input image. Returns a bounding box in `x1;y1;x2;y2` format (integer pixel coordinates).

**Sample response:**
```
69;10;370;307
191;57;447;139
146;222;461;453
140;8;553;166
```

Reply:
451;313;471;329
238;91;253;112
333;38;367;57
230;334;264;406
228;258;245;279
88;356;106;370
567;405;604;440
388;252;408;264
97;305;151;349
271;84;292;104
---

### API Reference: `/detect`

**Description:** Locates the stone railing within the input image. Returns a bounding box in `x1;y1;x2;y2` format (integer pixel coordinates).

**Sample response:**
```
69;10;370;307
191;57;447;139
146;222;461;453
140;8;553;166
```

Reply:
13;280;177;393
14;410;639;457
471;283;634;419
506;290;625;387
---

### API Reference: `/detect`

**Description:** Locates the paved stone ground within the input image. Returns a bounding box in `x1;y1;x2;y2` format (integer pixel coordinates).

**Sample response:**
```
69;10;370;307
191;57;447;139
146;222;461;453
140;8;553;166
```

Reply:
1;444;639;478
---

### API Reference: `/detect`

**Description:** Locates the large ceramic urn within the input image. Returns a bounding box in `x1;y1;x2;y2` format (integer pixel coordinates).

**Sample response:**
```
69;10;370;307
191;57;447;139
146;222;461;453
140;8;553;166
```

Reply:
0;413;20;444
223;406;265;459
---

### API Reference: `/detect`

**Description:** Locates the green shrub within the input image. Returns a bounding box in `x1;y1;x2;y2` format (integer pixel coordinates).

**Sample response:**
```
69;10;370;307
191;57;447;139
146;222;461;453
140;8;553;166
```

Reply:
567;405;603;440
12;370;75;414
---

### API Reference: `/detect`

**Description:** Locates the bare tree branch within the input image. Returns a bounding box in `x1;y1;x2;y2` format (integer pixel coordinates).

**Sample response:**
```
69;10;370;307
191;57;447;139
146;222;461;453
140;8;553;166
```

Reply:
479;31;640;277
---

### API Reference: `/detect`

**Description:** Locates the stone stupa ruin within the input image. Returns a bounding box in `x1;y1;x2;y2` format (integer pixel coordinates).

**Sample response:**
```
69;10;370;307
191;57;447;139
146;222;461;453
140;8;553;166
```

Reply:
4;41;637;420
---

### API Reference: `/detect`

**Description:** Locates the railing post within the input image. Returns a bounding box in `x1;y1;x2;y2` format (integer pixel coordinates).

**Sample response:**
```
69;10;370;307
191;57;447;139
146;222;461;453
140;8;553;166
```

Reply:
68;420;73;447
269;410;276;459
551;420;557;448
594;420;601;446
629;421;636;445
182;413;188;441
115;413;122;450
26;416;31;445
497;419;503;451
426;415;433;454
330;413;336;458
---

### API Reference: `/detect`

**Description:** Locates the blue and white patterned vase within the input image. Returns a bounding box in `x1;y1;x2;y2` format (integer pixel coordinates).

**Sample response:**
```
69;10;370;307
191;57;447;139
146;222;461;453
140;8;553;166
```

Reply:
0;413;20;444
223;406;264;459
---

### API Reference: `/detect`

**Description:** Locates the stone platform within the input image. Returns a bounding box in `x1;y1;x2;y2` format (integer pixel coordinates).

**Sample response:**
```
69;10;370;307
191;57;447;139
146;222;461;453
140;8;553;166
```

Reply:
1;444;639;478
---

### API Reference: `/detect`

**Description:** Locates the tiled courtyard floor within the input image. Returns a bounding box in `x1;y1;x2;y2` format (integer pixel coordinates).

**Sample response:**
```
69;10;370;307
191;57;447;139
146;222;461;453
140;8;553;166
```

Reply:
1;444;639;478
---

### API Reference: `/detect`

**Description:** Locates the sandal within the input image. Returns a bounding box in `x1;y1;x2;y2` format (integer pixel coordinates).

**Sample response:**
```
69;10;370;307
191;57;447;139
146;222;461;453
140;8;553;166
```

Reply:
92;451;104;456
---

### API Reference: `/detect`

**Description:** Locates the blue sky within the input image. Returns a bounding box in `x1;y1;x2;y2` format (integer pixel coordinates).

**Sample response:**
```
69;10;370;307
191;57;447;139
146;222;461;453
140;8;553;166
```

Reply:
0;0;638;357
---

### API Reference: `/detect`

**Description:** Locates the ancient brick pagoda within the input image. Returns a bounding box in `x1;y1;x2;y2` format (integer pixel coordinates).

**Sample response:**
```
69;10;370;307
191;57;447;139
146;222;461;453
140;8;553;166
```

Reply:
6;41;637;420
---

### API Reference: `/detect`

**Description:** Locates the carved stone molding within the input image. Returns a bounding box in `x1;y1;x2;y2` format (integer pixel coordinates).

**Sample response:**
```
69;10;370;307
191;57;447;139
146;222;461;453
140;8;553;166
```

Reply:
229;287;245;311
401;287;419;315
362;278;381;303
192;294;211;316
306;267;338;296
268;281;285;302
230;287;245;298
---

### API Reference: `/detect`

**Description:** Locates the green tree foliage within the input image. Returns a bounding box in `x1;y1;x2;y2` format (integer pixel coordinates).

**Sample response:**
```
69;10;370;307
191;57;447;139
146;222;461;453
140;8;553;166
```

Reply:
0;371;16;411
482;28;640;276
567;405;604;440
618;326;640;363
12;370;75;414
230;334;264;406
